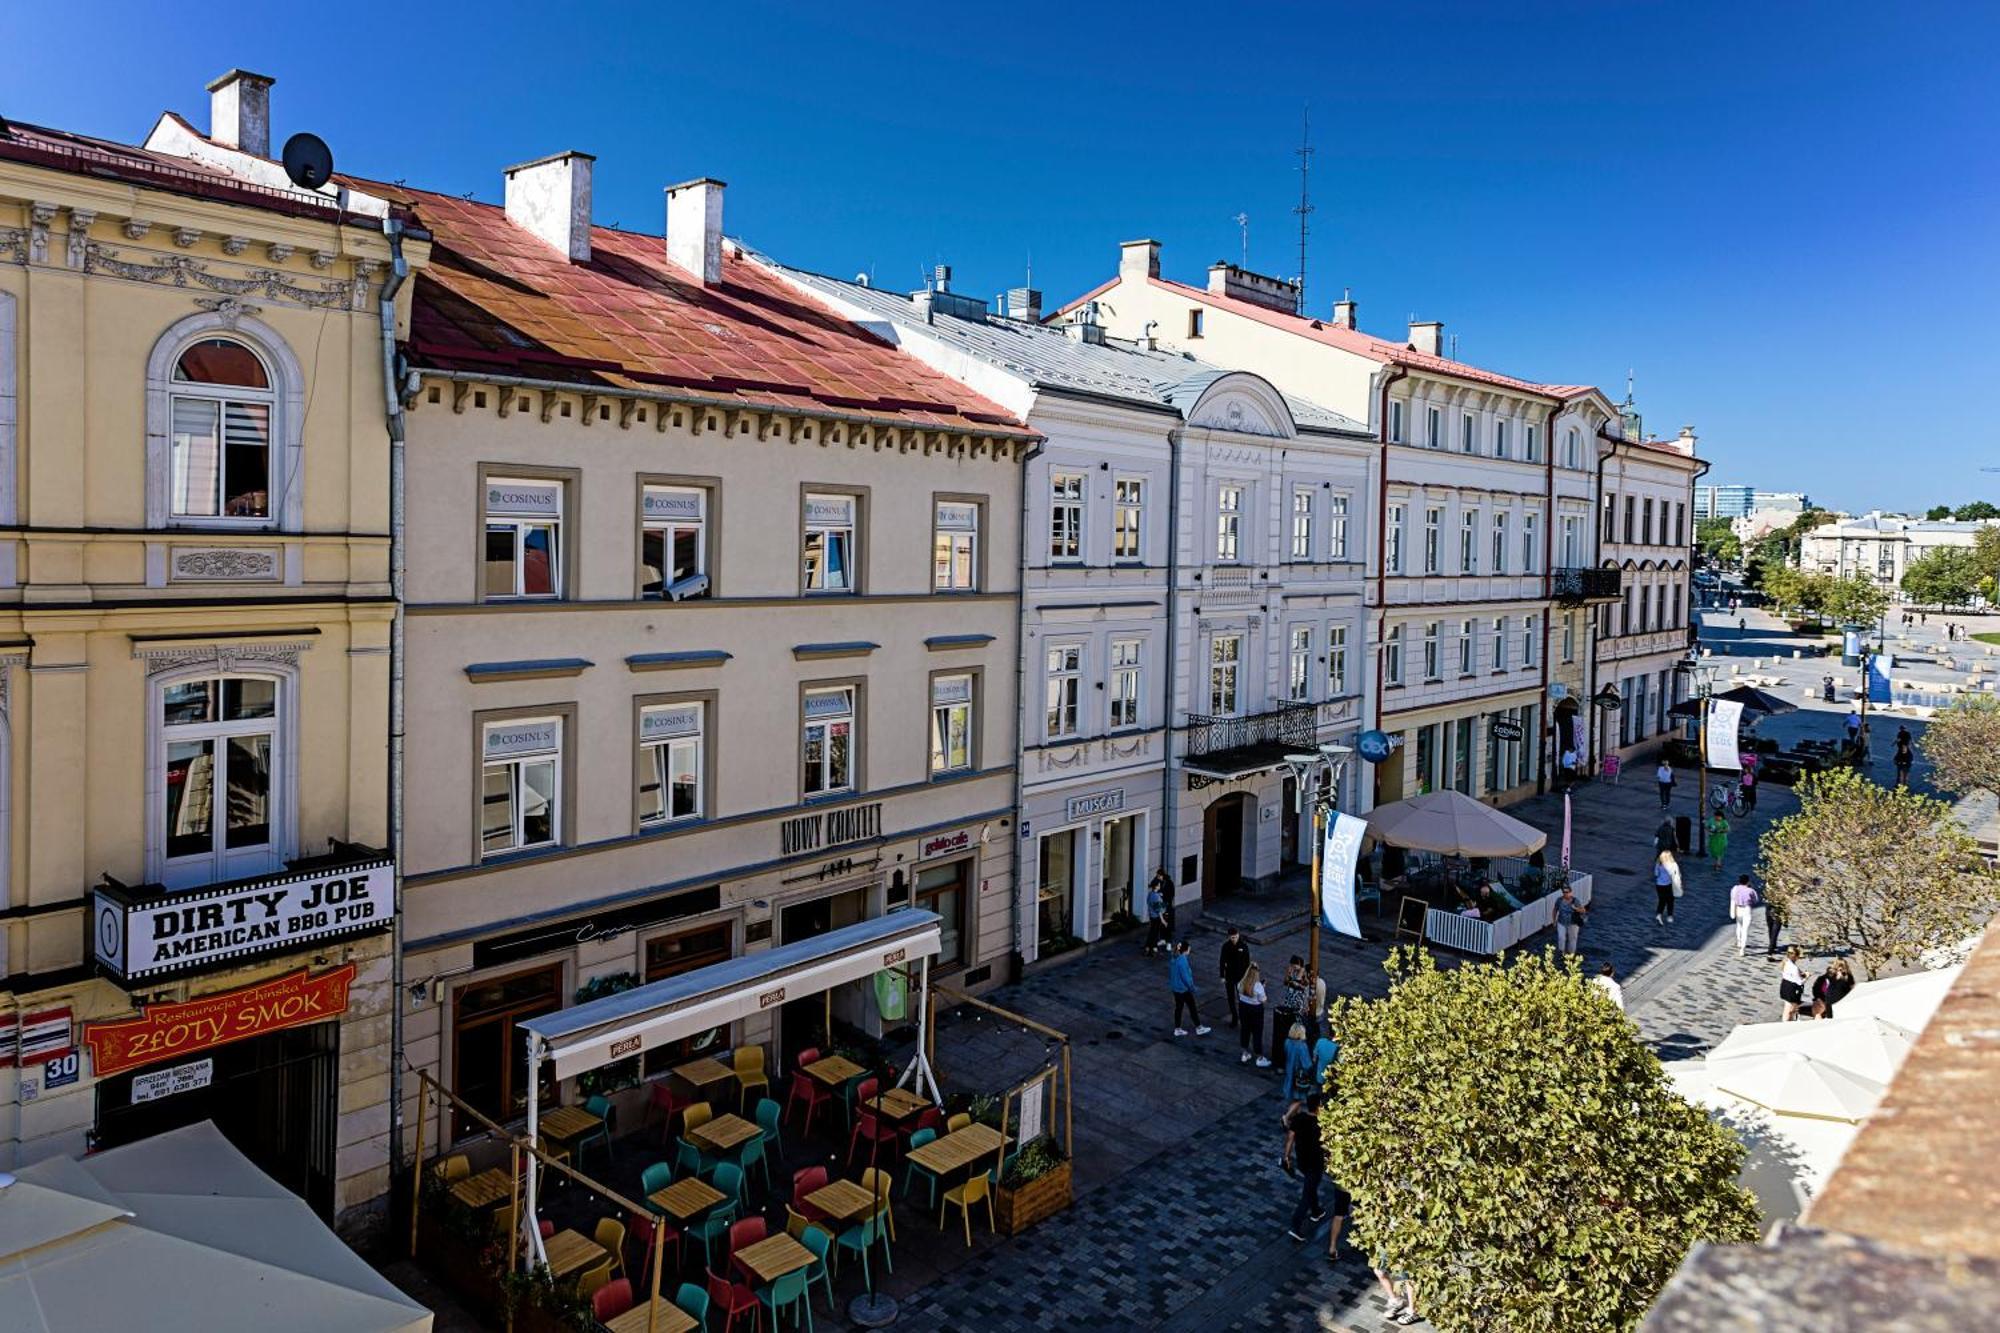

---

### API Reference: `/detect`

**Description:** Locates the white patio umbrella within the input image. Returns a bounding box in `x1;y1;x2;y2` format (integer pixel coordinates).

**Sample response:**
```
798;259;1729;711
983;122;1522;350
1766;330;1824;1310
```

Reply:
1667;1062;1860;1221
1363;789;1547;858
1707;1050;1887;1124
1707;1015;1917;1086
1836;964;1962;1029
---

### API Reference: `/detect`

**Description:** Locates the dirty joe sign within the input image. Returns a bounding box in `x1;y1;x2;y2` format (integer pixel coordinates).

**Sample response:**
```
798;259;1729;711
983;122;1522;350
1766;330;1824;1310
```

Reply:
94;859;393;981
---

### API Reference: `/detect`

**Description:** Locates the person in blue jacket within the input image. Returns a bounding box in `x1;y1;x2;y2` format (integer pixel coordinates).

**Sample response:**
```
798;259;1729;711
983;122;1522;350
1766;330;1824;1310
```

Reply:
1281;1022;1314;1098
1312;1035;1339;1089
1168;939;1211;1037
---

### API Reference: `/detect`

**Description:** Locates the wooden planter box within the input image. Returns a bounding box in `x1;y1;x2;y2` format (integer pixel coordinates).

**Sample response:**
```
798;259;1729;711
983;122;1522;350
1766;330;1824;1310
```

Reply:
995;1160;1072;1235
415;1214;507;1324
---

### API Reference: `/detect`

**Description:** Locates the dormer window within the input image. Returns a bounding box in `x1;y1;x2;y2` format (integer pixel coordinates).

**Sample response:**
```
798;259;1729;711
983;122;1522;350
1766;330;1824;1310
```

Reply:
169;338;272;521
1188;309;1204;338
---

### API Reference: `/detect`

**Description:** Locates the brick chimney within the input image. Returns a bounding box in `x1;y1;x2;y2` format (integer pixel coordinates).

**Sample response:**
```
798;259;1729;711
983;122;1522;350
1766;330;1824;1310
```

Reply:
1409;320;1444;356
207;69;274;157
1332;295;1358;330
504;151;595;263
1120;238;1161;282
666;178;726;285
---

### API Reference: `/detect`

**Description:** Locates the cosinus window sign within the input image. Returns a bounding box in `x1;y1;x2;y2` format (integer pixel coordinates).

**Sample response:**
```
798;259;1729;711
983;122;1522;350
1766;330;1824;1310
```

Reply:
93;857;393;982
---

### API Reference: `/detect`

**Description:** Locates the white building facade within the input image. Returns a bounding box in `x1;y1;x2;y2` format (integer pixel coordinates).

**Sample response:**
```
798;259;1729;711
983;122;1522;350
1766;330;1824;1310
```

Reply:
1597;425;1703;761
1800;513;1999;590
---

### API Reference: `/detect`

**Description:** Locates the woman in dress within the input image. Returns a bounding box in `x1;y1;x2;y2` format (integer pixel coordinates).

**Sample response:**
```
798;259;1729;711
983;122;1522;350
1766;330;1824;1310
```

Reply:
1705;810;1729;872
1779;946;1807;1022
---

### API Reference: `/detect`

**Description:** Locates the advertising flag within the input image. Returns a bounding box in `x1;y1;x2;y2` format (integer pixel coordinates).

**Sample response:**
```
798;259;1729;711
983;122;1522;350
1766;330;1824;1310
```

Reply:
1322;812;1367;940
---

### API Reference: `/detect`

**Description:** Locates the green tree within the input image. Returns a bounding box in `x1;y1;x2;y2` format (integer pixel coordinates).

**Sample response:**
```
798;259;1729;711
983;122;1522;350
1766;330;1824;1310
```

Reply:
1972;525;2000;585
1952;500;1999;521
1757;768;2000;976
1758;562;1803;613
1901;547;1982;610
1926;504;1955;521
1821;573;1891;628
1792;570;1835;622
1695;517;1741;566
1922;695;2000;799
1322;950;1760;1333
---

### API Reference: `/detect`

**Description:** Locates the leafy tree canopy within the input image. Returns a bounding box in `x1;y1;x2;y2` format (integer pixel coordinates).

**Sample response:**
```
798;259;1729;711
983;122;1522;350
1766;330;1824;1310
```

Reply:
1922;695;2000;799
1322;949;1760;1333
1953;500;1999;521
1695;517;1741;565
1821;573;1891;627
1927;504;1955;521
1900;546;1982;610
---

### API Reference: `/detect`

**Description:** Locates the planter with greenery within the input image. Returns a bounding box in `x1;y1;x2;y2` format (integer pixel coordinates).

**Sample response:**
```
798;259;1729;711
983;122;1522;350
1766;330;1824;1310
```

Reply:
994;1136;1071;1234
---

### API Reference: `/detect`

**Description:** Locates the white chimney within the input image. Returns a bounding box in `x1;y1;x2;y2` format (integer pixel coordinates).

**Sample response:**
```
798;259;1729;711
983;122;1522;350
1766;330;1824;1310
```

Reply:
504;151;595;263
1409;320;1444;356
207;69;275;157
1120;238;1161;282
666;178;726;285
1332;295;1358;329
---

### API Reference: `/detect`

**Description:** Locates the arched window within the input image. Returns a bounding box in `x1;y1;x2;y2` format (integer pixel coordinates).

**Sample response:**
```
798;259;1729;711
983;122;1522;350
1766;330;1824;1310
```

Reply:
152;669;293;887
169;338;274;521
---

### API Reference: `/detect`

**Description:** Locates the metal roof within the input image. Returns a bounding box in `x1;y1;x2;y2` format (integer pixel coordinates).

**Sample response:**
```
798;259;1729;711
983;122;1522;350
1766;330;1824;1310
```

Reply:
768;262;1368;436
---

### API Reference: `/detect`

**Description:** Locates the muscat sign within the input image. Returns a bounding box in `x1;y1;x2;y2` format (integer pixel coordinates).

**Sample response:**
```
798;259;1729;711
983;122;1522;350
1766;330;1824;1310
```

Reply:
85;965;355;1079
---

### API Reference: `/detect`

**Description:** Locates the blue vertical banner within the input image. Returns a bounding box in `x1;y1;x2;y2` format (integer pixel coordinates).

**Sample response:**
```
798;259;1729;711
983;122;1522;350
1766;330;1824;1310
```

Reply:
1322;812;1367;940
1866;654;1891;704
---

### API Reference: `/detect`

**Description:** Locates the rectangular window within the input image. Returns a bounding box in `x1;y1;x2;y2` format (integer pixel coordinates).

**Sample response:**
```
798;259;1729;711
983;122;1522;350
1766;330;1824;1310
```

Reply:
1385;625;1405;686
1524;614;1539;667
1414;724;1436;794
1623;495;1636;544
1603;492;1617;544
1328;624;1348;696
1671;583;1682;628
1517;705;1538;786
1641;585;1654;632
1113;478;1144;562
1188;309;1204;338
1109;639;1142;729
1387;503;1407;573
1461;509;1478;573
1289;626;1312;702
481;716;561;855
1049;473;1084;562
1458;618;1475;675
1424;622;1441;681
932;500;979;591
1524;424;1540;463
802;492;858;592
1561;612;1575;663
160;675;280;882
1642;498;1655;546
1209;635;1241;715
1329;494;1350;560
1564;427;1582;468
641;484;708;599
1046;645;1081;739
915;861;967;968
1523;510;1540;573
1674;502;1686;547
1426;406;1442;449
1561;515;1583;567
1389;400;1406;444
1216;485;1243;562
1424;507;1442;573
1494;419;1509;459
1291;487;1314;560
1491;616;1506;670
1461;412;1476;453
1492;510;1509;573
802;687;855;795
169;393;271;521
638;703;704;825
930;674;975;775
484;478;563;599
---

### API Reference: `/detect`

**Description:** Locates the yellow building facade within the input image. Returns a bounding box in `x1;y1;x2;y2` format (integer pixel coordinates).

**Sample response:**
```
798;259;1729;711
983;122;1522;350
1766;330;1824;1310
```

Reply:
0;87;425;1235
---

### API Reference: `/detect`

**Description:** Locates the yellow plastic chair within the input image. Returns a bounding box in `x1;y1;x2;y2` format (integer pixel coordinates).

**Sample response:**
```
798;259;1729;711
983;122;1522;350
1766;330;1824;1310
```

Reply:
435;1153;471;1184
733;1046;771;1112
946;1113;972;1134
940;1172;993;1247
859;1166;897;1244
785;1205;815;1243
577;1258;615;1303
593;1217;628;1281
683;1102;714;1133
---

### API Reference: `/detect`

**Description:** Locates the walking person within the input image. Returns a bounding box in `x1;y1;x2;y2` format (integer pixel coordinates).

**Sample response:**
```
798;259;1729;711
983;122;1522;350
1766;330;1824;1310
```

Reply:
1324;1176;1352;1262
1845;708;1862;743
1655;814;1679;858
1282;1093;1327;1242
1272;957;1308;1058
1281;1022;1315;1100
1656;757;1676;810
1592;963;1625;1012
1780;946;1807;1022
1729;874;1760;954
1167;939;1210;1037
1373;1263;1420;1327
1706;809;1729;872
1552;884;1586;954
1765;893;1786;956
1219;927;1250;1028
1654;849;1681;925
1143;869;1173;956
1812;959;1856;1018
1739;752;1759;813
1893;726;1914;787
1237;963;1269;1067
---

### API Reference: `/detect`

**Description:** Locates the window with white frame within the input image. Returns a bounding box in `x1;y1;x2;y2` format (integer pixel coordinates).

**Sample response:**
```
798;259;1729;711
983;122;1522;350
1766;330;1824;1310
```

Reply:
1049;472;1084;561
1423;622;1441;680
1113;477;1144;561
930;674;974;775
1564;426;1581;468
1426;406;1442;449
1461;509;1478;573
638;702;704;825
1561;514;1584;567
1458;618;1475;675
1525;613;1540;666
1523;509;1541;573
160;674;283;885
168;338;274;522
1385;625;1405;686
1492;616;1506;670
1209;635;1241;714
484;477;564;599
1492;510;1509;573
1328;624;1348;695
932;499;979;591
1046;645;1081;738
1524;423;1540;463
1494;418;1509;459
803;492;859;592
1109;639;1142;729
1561;612;1575;663
1289;626;1312;701
641;484;709;598
1389;399;1406;444
1461;412;1476;453
1329;493;1350;560
1424;506;1442;573
1291;487;1314;560
481;715;561;855
1388;503;1407;573
802;687;856;795
1216;484;1243;562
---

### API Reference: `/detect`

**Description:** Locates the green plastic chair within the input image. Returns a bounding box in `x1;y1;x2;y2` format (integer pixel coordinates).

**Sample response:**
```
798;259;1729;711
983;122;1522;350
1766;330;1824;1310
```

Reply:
799;1224;836;1311
901;1129;942;1210
673;1281;710;1328
758;1267;814;1332
739;1126;772;1195
754;1097;786;1171
711;1160;747;1209
640;1161;674;1198
689;1199;738;1271
575;1094;614;1170
674;1133;709;1180
835;1210;891;1292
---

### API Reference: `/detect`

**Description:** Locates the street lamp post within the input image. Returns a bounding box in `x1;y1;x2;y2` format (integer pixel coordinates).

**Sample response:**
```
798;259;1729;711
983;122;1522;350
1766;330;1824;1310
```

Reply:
1676;655;1719;847
1286;743;1355;983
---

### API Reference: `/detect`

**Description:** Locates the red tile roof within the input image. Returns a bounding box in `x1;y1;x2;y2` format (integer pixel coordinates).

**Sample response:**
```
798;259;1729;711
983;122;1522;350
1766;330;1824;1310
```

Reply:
368;183;1030;436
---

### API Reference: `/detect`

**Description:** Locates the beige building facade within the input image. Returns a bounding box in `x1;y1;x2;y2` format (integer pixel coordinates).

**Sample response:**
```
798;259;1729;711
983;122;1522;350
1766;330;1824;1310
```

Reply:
0;74;420;1234
1597;421;1703;763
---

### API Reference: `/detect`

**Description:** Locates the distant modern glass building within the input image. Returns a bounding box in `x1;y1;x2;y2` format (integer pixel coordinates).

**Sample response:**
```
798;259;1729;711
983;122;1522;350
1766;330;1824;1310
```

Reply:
1695;484;1808;520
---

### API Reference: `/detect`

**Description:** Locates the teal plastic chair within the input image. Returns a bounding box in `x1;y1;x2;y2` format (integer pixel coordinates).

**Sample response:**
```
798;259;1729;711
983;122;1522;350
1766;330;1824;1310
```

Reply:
739;1126;772;1194
754;1097;785;1171
689;1199;738;1270
901;1129;942;1210
799;1224;836;1311
640;1161;674;1198
674;1133;709;1180
711;1160;747;1209
575;1094;614;1170
672;1281;710;1329
835;1210;891;1292
758;1268;814;1332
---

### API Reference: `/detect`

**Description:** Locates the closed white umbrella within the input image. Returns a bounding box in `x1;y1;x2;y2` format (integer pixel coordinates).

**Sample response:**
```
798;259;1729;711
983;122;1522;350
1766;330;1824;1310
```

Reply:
1667;1062;1860;1220
1708;1050;1887;1124
1363;789;1547;858
1835;964;1962;1029
1707;1016;1917;1086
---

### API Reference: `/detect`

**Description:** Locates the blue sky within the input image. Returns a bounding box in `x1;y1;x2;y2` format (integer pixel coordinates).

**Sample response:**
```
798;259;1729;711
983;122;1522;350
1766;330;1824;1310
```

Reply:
7;1;1996;512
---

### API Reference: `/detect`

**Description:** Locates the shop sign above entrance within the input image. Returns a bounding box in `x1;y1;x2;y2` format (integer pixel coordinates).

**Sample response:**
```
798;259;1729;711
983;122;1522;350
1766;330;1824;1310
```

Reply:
922;830;973;858
93;856;393;983
1064;790;1125;821
1356;730;1401;764
85;965;355;1079
780;802;883;857
1490;719;1525;742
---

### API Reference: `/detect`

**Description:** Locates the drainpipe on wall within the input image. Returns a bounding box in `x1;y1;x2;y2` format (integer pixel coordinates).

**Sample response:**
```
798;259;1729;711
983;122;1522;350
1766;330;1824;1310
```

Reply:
1011;436;1042;974
1372;368;1406;792
1591;432;1628;774
378;217;412;1214
1159;426;1185;910
1538;400;1558;793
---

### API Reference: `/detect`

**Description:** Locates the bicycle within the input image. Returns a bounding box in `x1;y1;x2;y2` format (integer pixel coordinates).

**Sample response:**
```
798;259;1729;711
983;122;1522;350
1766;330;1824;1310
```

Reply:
1709;782;1747;819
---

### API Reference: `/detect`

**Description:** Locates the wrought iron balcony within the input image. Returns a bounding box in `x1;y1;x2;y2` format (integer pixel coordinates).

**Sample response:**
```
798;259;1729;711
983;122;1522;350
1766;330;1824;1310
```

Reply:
1552;565;1623;605
1182;704;1320;788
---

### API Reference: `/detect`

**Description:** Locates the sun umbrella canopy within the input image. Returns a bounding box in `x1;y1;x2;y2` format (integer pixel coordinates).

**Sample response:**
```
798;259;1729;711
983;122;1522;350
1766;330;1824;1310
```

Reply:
1835;964;1961;1029
1708;1016;1917;1086
1363;789;1547;858
1668;684;1799;717
1708;1050;1887;1124
1667;1062;1861;1221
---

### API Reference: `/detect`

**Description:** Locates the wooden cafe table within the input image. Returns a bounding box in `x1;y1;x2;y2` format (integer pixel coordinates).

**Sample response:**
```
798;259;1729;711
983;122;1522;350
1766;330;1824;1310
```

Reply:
448;1166;512;1211
687;1111;761;1156
802;1054;865;1088
541;1227;609;1281
672;1055;737;1104
905;1123;1006;1180
536;1103;604;1151
649;1176;726;1224
803;1177;877;1227
604;1301;699;1333
869;1085;931;1125
732;1232;816;1286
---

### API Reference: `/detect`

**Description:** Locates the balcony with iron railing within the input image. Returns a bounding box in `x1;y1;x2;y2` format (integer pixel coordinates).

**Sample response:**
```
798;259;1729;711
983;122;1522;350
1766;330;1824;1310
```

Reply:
1182;703;1319;787
1552;565;1623;604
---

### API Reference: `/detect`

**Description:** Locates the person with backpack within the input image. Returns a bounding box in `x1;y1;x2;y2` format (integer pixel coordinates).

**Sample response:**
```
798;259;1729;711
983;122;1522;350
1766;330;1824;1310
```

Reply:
1281;1022;1315;1100
1893;726;1914;787
1167;939;1210;1037
1273;957;1311;1054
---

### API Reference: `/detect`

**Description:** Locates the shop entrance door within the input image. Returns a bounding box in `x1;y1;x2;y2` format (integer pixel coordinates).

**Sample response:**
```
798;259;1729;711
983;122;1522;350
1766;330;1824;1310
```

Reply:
1099;814;1139;933
452;965;563;1139
1202;793;1251;902
95;1020;339;1218
778;886;867;1061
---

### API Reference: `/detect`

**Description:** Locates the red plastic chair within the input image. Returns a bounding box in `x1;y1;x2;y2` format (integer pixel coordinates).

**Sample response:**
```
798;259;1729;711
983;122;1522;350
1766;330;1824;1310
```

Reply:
795;1047;822;1068
785;1068;832;1136
848;1107;901;1170
791;1165;830;1223
628;1211;682;1289
648;1080;693;1147
726;1216;767;1269
592;1279;634;1322
913;1107;945;1138
706;1269;763;1333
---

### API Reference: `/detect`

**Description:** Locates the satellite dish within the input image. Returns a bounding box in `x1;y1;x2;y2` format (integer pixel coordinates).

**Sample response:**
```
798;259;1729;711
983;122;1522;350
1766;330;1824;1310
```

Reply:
281;132;334;190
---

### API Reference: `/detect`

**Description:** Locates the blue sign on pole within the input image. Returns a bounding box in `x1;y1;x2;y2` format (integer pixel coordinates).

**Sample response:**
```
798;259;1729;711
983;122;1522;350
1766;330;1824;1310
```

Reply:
1322;812;1367;940
1357;730;1398;764
1866;654;1891;705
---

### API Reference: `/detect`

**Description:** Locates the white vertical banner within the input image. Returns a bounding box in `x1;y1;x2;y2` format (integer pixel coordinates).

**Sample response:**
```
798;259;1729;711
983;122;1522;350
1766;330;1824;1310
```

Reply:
1322;812;1368;940
1705;699;1744;772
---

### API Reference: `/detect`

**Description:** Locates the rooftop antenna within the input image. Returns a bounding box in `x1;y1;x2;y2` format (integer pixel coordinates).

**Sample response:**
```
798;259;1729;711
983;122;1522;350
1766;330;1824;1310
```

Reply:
1233;212;1250;269
1293;105;1314;316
